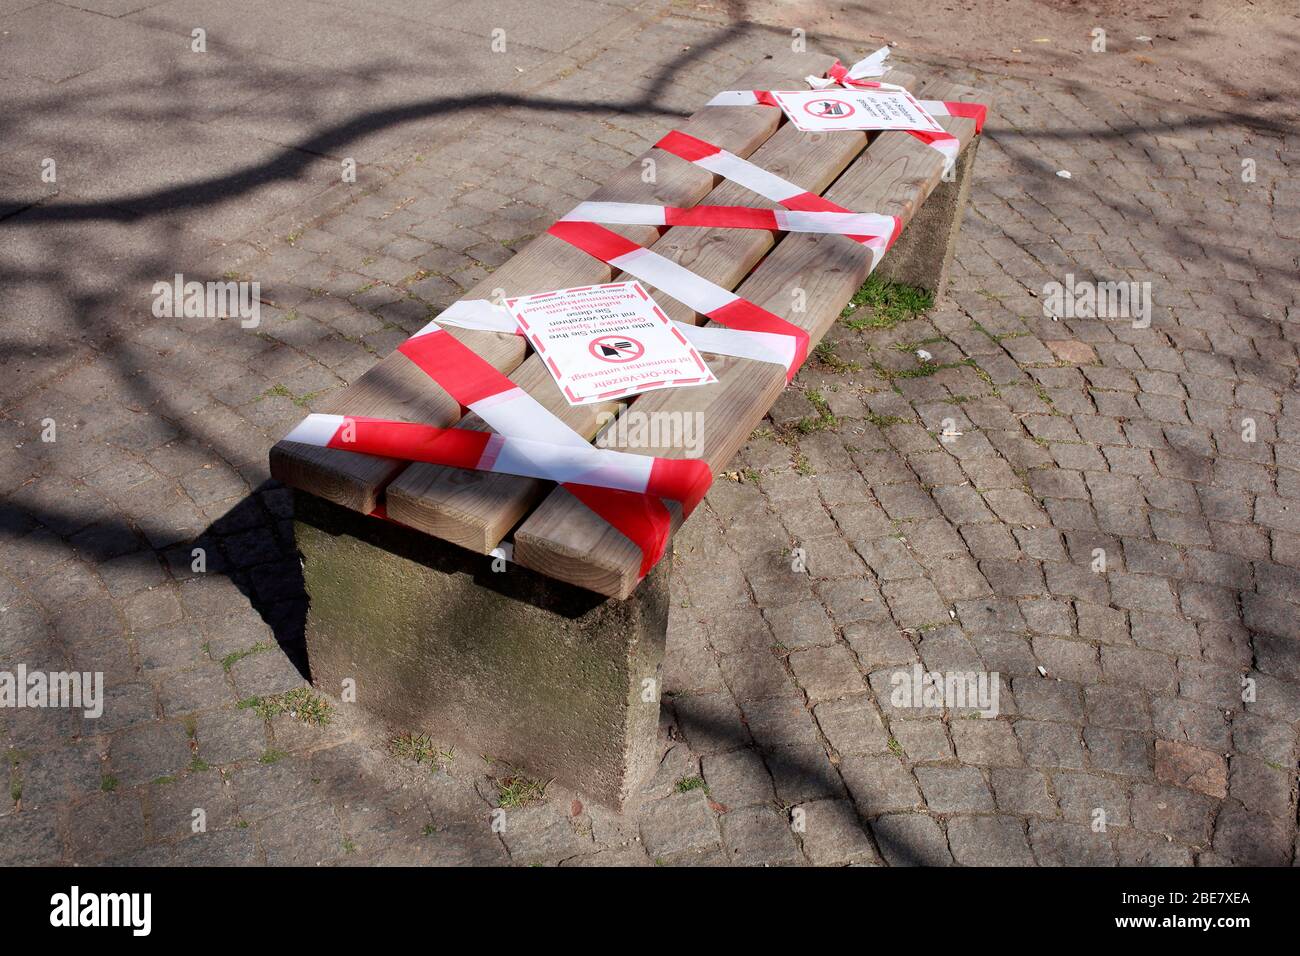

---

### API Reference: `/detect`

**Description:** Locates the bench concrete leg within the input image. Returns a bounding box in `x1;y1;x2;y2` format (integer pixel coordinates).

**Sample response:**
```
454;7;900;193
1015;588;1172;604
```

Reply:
293;491;669;811
873;139;981;299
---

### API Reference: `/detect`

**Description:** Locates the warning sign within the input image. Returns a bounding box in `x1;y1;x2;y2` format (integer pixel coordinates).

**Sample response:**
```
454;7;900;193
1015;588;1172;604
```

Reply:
589;335;644;363
804;96;855;120
506;281;717;406
770;88;946;134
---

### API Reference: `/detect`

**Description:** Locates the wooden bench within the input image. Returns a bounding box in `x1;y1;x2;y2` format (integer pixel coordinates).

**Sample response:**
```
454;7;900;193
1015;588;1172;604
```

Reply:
270;49;988;809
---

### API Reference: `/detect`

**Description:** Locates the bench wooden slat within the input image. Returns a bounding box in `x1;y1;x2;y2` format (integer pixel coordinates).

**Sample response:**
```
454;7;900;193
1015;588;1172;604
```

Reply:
385;68;919;551
512;79;987;598
270;52;832;514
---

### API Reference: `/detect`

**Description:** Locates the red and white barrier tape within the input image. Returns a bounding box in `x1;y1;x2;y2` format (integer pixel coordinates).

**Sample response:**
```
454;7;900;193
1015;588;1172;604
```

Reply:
284;94;977;582
547;220;808;381
435;297;796;371
653;129;902;252
541;124;925;381
813;48;989;138
808;46;891;88
560;200;895;240
705;49;986;172
285;317;713;578
284;414;709;510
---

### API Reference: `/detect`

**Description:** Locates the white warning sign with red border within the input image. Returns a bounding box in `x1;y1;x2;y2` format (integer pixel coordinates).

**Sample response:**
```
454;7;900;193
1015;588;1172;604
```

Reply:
770;88;946;134
506;281;717;406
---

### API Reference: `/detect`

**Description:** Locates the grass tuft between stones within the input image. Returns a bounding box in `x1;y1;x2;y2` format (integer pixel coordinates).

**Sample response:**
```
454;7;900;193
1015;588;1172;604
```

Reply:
390;732;454;770
675;775;708;794
239;687;334;726
840;275;934;331
496;773;549;809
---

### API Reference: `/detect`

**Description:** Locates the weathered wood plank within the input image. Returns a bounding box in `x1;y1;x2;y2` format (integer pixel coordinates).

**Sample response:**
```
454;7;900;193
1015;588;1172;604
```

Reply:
513;79;988;598
382;62;912;548
270;52;832;514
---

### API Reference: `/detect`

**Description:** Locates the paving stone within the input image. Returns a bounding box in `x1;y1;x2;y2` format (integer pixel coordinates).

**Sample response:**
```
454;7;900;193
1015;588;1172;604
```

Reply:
109;720;194;785
915;626;984;675
843;622;917;669
1085;726;1153;777
951;719;1023;766
762;600;836;650
147;772;240;841
1029;819;1117;866
702;748;775;808
956;596;1026;633
948;815;1035;865
1232;710;1296;766
124;586;184;632
706;605;771;655
719;805;804;866
67;793;148;863
638;790;719;861
839;755;922;815
1129;612;1200;656
814;696;889;757
1114;828;1193;867
870;812;953;866
1053;770;1131;828
1015;720;1086;770
1211;800;1293;866
765;739;849;804
1109;573;1180;616
16;743;104;809
719;650;799;702
159;664;238;716
1085;685;1151;732
662;623;724;695
225;756;315;821
1130;783;1215;845
816;578;889;626
881;578;951;629
795;799;879;865
171;828;263;866
86;681;158;735
496;801;596;865
788;644;865;701
194;706;269;766
228;650;306;698
892;718;955;763
672;691;749;755
259;799;346;866
1032;636;1100;683
1100;645;1178;693
0;808;64;865
1227;755;1294;819
741;697;821;753
990;767;1058;817
915;765;995;813
1011;677;1084;723
1153;740;1228;798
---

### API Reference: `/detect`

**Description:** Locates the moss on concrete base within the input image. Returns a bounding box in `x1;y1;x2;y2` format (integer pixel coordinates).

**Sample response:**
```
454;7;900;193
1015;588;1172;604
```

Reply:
873;139;981;299
294;491;669;810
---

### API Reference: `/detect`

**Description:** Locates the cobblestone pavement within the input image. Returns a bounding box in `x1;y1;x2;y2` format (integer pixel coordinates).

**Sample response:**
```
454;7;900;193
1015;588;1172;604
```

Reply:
2;1;1298;866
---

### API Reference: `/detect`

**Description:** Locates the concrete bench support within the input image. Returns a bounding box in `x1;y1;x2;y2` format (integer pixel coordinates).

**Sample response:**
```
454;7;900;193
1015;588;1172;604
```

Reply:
872;138;982;299
293;491;669;810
